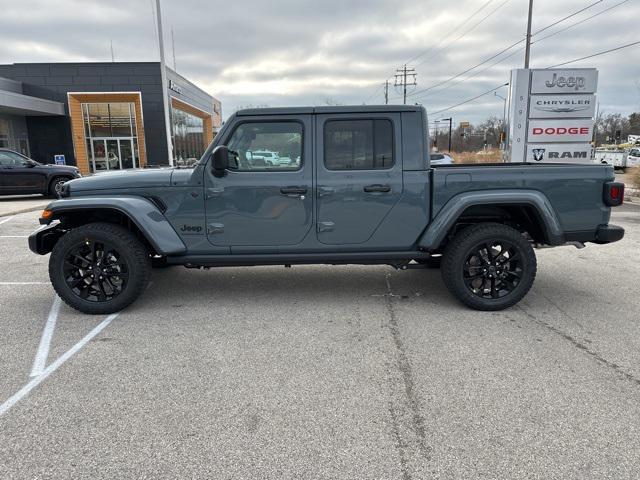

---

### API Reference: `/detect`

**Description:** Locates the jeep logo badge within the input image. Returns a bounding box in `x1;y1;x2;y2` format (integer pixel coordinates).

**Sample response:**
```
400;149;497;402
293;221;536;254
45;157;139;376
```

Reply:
181;224;202;233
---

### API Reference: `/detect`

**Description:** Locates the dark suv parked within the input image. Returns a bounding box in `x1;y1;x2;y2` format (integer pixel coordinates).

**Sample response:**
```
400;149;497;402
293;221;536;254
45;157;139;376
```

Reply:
0;149;81;197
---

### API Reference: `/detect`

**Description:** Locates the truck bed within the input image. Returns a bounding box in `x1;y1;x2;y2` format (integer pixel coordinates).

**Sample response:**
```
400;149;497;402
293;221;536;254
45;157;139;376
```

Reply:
431;163;615;234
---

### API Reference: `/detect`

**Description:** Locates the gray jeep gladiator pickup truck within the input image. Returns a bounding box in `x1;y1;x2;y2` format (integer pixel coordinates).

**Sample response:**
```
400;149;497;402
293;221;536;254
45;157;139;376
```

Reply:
29;105;625;314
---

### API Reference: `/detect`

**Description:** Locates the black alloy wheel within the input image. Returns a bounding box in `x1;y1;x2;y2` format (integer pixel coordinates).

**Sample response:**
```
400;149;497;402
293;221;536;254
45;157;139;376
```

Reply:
62;239;128;302
462;240;523;300
441;223;536;311
50;223;151;314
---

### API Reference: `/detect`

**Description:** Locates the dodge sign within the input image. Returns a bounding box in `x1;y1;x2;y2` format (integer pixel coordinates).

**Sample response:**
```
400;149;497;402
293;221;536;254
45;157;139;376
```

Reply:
528;119;594;143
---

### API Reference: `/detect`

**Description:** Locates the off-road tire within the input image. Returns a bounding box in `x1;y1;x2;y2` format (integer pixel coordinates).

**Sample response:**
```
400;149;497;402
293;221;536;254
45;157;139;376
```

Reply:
48;177;69;198
441;223;536;311
49;222;151;314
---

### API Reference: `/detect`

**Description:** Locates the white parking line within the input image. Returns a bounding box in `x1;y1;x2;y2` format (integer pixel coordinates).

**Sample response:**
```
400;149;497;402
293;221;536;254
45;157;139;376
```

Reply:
0;312;120;417
0;236;28;238
0;216;15;225
0;282;49;285
30;296;62;378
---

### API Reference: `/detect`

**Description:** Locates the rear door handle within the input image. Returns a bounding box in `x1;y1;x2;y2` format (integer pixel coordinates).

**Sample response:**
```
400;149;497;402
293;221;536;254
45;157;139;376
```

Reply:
280;186;308;196
363;184;391;193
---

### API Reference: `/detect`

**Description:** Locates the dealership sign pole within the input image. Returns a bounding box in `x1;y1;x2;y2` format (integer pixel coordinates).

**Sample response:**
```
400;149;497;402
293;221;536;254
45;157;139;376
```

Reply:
506;68;598;163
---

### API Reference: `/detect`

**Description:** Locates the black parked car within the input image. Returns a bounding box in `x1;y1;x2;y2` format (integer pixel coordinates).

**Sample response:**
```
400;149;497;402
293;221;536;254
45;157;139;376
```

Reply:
0;149;81;197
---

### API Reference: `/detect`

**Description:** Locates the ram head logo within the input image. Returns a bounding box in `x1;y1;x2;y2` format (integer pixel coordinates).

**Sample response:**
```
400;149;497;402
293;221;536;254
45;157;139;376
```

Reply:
532;149;546;162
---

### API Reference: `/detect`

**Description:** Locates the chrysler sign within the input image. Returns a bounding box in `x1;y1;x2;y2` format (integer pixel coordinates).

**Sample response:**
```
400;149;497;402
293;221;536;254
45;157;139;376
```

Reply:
529;94;596;119
528;120;594;143
530;68;598;94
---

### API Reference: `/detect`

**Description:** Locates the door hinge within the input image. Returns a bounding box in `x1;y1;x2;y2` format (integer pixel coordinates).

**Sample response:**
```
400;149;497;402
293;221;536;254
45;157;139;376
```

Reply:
207;223;225;234
317;221;334;233
206;187;224;199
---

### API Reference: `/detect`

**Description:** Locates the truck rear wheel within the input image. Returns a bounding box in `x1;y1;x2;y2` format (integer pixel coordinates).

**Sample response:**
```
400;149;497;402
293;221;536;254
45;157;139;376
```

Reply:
441;223;536;311
49;223;151;314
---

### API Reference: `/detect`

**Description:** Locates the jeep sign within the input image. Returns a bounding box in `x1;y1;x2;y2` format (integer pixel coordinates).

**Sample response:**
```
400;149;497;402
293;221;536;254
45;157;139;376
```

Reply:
529;94;596;119
530;68;598;94
526;144;594;163
528;120;594;142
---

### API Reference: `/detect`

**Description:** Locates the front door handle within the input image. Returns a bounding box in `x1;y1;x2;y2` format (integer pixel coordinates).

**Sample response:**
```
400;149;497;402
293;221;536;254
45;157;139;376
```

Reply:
280;186;308;197
363;184;391;193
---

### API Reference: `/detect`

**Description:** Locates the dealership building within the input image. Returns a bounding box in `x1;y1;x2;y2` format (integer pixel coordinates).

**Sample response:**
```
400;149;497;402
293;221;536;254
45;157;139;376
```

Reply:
0;62;221;174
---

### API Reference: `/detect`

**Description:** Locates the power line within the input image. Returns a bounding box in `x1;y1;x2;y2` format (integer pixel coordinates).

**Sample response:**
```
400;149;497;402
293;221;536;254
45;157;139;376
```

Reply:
404;0;495;66
366;0;496;103
406;0;612;100
408;39;523;98
532;0;603;36
411;46;524;103
532;0;632;45
547;40;640;68
430;83;509;116
414;0;511;68
411;0;632;103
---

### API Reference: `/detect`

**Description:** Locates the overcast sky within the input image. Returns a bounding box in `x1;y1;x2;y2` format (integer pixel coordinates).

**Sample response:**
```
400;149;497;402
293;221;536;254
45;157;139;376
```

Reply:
1;0;638;124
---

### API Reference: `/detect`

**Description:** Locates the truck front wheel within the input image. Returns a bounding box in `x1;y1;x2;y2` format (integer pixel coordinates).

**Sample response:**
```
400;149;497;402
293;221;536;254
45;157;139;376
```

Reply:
49;223;151;314
441;223;536;311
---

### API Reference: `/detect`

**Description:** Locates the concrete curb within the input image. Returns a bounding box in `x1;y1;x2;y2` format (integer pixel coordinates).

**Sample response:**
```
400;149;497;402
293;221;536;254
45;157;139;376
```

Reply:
0;204;48;218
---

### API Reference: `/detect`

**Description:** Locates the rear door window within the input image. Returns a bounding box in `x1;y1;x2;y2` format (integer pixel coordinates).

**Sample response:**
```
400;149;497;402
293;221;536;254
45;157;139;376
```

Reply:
324;119;394;170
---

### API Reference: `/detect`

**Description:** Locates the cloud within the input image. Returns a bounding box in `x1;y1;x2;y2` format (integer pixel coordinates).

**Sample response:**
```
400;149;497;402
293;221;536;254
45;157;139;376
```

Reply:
0;0;638;123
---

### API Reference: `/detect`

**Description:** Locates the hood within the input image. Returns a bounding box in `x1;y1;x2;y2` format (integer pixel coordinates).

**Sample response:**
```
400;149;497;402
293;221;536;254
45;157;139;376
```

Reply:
66;168;174;193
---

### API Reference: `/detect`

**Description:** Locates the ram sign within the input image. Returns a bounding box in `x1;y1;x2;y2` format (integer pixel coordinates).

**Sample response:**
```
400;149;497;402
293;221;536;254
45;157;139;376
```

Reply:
526;144;594;163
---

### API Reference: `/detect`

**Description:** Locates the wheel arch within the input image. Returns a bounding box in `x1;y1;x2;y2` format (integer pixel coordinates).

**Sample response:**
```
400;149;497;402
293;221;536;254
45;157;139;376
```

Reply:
36;196;186;256
418;190;564;251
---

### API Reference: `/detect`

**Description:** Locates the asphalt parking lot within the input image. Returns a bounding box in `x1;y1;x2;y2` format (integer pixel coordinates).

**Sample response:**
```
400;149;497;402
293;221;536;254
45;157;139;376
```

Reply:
1;204;640;479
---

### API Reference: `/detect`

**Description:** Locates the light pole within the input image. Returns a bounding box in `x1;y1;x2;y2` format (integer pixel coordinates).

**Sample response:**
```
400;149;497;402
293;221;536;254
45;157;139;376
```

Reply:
495;91;507;149
155;0;174;166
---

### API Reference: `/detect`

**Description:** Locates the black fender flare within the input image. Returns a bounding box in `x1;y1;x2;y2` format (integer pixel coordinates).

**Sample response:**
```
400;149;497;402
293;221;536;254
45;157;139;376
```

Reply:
418;189;564;250
31;196;186;255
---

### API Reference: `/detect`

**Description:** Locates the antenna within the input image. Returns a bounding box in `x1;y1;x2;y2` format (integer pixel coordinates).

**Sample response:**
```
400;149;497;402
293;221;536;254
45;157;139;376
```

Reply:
110;39;114;62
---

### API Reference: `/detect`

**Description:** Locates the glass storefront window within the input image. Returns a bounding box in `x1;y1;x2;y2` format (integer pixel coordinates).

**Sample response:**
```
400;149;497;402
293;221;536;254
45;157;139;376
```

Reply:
172;108;205;165
82;102;139;173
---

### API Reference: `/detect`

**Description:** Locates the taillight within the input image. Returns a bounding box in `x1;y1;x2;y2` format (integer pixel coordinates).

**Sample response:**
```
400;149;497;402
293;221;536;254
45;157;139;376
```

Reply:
604;182;624;207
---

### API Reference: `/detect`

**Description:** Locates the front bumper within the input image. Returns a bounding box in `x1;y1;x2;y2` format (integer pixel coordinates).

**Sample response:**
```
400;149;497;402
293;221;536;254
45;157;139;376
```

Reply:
28;223;65;255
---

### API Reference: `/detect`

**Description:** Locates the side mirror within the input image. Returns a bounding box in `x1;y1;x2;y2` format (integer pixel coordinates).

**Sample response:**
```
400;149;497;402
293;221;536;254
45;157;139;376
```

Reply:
211;146;229;178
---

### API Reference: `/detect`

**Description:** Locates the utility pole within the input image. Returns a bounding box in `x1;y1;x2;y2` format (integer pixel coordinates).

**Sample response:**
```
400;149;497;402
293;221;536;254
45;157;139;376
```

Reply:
524;0;534;68
155;0;174;166
110;40;115;62
395;65;417;105
441;117;453;152
384;80;389;105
